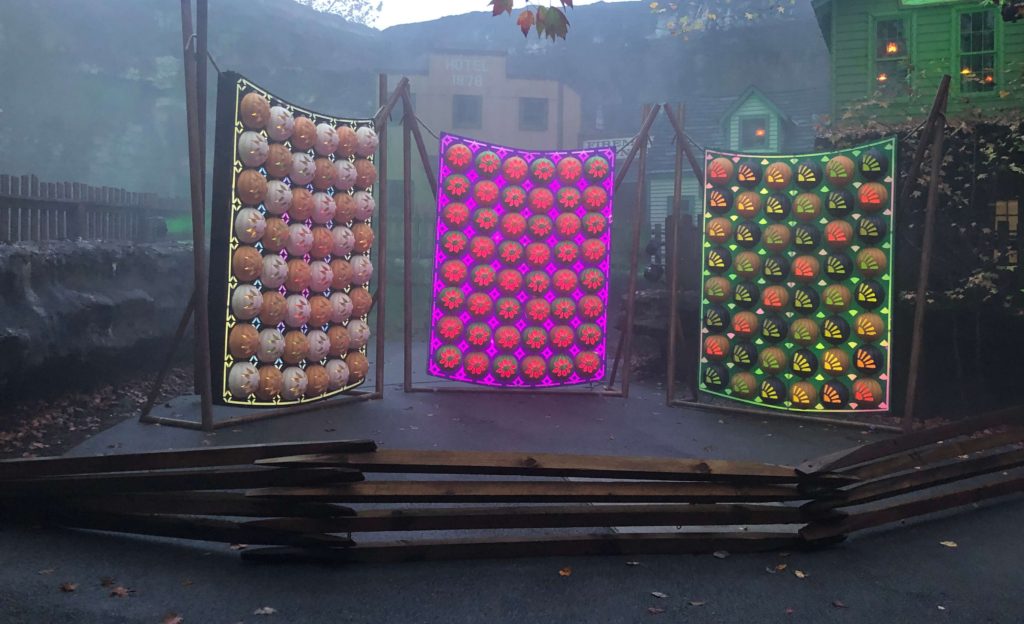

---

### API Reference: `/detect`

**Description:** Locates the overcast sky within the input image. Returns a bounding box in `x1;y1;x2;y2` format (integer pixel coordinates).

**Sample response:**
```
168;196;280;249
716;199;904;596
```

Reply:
376;0;633;29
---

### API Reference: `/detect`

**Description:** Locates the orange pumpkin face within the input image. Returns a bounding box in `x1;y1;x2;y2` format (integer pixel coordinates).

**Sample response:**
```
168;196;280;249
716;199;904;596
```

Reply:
824;220;854;248
707;157;735;185
852;378;884;407
346;351;370;382
228;324;260;359
764;162;793;190
792;255;820;283
703;334;730;361
789;318;820;346
240;93;270;129
761;285;790;310
706;217;733;243
734;191;762;217
858;182;889;212
856;247;888;277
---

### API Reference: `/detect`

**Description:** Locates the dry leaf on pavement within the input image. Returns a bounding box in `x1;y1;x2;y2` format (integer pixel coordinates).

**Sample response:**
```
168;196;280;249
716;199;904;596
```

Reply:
254;606;277;615
647;607;665;615
161;615;184;624
651;592;668;599
712;550;730;559
832;600;848;608
100;577;117;588
794;570;808;579
110;586;134;598
940;540;958;548
558;567;572;577
689;600;706;607
60;582;78;593
38;569;55;575
625;561;640;566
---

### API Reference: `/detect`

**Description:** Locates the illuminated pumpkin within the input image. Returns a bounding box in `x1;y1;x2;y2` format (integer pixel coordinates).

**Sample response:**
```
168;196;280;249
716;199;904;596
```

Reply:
792;255;821;283
758;346;787;374
825;253;853;281
795;161;822;189
789;318;820;346
706;247;732;273
791;286;820;312
822;348;851;376
822;284;852;312
706;217;733;244
734;221;762;248
855;312;885;343
702;363;729;390
707;188;734;214
707;157;735;186
464;352;490;378
790;381;817;408
703;334;730;361
475;150;502;177
733;282;759;309
522;355;547;381
825;155;856;187
759;377;786;404
731;310;760;337
762;255;790;282
729;371;757;398
557;156;583;183
854;345;884;375
704;276;733;303
858;149;888;181
734;191;762;218
731;342;757;368
530;158;556;183
793;193;822;222
575;351;602;377
856;248;888;277
827;190;854;216
764;194;791;221
820;380;849;408
761;285;790;310
704;305;730;332
503;156;529;183
736;160;762;188
763;224;792;252
764;162;793;190
583;155;610;182
737;251;761;276
445;143;473;170
824;220;854;248
790;349;818;378
852;378;884;407
855;280;885;310
793;224;820;250
857;215;888;244
239;92;270;129
858;182;889;212
760;313;787;343
822;315;851;344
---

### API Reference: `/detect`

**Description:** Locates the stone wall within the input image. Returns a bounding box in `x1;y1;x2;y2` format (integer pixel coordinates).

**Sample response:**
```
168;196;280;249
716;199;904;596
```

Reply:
0;242;193;400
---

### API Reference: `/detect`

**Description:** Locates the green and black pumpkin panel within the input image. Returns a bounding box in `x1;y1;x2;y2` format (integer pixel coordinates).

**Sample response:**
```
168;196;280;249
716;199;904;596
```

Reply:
703;304;730;332
702;362;729;390
735;160;763;188
795;160;823;189
858;149;888;181
734;221;762;248
731;342;758;368
705;247;732;273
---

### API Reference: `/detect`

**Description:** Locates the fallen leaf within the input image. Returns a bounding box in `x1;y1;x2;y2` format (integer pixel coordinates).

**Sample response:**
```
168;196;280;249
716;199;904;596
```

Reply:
712;550;730;559
647;607;665;615
938;605;946;611
689;600;706;606
832;600;848;608
254;606;277;615
794;570;808;579
38;569;55;575
558;567;572;577
651;591;668;599
60;582;78;593
100;576;117;588
110;586;134;598
625;561;640;567
785;607;795;615
940;540;958;548
182;579;193;587
230;544;249;551
162;614;184;624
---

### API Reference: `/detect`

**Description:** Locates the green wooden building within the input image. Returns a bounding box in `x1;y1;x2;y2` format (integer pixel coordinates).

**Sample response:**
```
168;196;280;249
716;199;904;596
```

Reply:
812;0;1024;122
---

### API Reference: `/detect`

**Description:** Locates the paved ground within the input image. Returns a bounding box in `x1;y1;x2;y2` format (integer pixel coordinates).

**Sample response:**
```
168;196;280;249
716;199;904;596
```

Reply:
1;351;1021;623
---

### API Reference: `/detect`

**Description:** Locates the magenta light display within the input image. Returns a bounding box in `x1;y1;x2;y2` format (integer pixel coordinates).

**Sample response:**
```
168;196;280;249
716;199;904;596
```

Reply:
427;133;616;387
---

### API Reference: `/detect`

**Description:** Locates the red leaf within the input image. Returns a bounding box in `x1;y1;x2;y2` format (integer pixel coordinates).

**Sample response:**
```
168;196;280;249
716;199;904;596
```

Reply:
489;0;513;16
560;0;574;6
517;9;535;36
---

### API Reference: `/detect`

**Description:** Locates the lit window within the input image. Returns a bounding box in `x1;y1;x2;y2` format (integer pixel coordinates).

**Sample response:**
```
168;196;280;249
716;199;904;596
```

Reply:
874;17;910;96
739;117;769;149
960;10;997;93
995;199;1019;238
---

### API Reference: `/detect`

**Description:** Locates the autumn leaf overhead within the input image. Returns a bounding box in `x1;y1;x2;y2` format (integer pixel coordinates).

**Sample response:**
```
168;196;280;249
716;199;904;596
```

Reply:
491;2;572;39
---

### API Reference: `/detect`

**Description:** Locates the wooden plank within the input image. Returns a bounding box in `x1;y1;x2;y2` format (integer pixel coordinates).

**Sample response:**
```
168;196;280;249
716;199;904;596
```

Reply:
247;481;806;504
4;491;354;519
845;428;1024;482
805;447;1024;513
0;466;363;496
244;503;811;534
0;439;377;480
255;449;845;485
800;477;1024;542
240;531;800;564
5;508;352;548
798;405;1024;474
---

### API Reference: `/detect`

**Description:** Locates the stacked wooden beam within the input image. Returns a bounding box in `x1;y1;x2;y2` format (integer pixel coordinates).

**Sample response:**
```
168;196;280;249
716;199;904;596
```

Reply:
798;406;1024;543
0;440;850;562
1;408;1020;564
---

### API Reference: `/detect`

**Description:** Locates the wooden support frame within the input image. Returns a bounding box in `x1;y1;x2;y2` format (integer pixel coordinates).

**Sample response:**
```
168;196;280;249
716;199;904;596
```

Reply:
401;104;663;398
136;1;413;430
662;78;952;433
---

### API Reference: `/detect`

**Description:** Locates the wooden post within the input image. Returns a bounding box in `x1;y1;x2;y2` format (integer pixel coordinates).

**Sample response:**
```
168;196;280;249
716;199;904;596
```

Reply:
665;104;685;405
402;85;414;392
902;78;951;432
180;0;214;430
375;74;389;397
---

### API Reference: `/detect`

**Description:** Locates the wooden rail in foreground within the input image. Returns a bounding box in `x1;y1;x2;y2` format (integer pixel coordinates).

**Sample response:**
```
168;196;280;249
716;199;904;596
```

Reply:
0;411;1021;564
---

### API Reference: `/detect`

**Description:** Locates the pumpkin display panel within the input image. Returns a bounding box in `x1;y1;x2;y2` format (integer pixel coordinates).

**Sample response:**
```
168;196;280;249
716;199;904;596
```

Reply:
697;138;895;413
209;72;376;406
428;133;615;387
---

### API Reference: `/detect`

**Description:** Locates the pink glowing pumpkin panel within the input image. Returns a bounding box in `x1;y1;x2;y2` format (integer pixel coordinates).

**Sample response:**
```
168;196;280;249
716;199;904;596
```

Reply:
427;133;615;387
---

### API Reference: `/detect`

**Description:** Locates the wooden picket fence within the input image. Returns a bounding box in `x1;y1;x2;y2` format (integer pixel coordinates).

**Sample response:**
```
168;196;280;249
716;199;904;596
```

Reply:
0;172;184;243
0;407;1020;563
